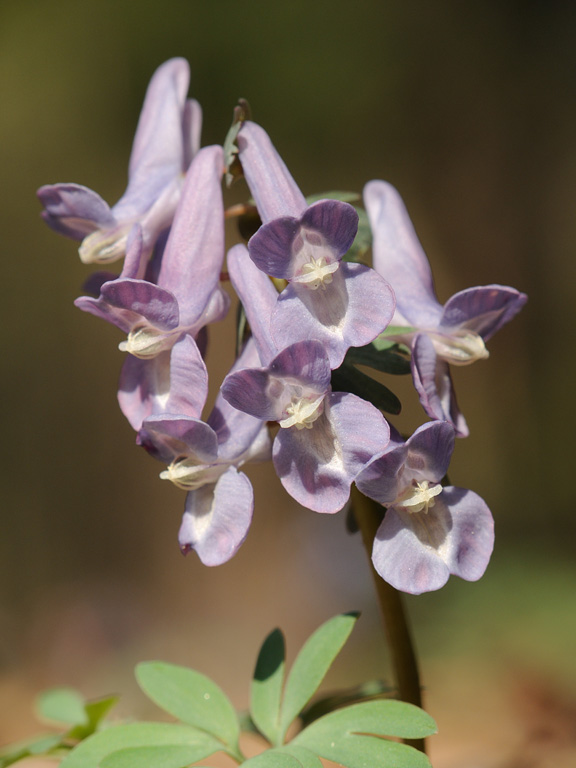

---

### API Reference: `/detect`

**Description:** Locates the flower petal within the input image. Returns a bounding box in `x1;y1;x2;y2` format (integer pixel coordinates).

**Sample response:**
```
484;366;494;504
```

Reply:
179;467;254;565
237;121;307;221
364;180;442;328
272;263;395;369
138;415;219;464
440;285;528;340
411;334;469;437
37;183;115;239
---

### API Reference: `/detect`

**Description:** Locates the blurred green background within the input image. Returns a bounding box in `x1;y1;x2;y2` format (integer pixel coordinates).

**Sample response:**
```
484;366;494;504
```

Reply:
2;1;575;765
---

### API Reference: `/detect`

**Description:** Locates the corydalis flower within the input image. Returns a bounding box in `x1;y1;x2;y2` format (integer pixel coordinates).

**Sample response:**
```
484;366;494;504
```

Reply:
38;58;200;265
364;180;527;437
356;421;494;594
138;339;270;566
237;121;395;368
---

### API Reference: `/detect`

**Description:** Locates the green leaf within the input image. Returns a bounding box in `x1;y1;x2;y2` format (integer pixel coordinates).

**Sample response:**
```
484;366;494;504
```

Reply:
101;745;210;768
293;700;436;768
345;344;411;376
60;723;221;768
250;628;286;745
373;326;416;347
279;745;323;768
242;752;302;768
135;662;240;750
84;695;120;731
0;735;63;768
331;365;401;415
278;613;358;743
36;688;88;726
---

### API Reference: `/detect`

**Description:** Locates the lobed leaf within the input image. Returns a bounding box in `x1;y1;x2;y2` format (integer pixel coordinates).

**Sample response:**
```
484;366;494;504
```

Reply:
278;613;358;743
60;722;221;768
250;628;286;745
293;700;436;768
345;344;411;376
136;662;240;750
101;744;211;768
242;746;322;768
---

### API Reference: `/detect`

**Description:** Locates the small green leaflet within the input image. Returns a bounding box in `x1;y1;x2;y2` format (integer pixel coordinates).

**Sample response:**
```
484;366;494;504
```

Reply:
135;662;240;753
60;723;221;768
36;688;87;727
250;628;286;745
331;364;402;415
293;700;437;768
278;613;358;744
101;744;213;768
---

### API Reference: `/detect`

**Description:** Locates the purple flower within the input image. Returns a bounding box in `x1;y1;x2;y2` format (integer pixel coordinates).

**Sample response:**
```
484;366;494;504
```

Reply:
38;58;200;265
221;246;390;515
138;338;271;565
364;180;528;436
237;121;396;368
74;145;228;431
356;421;494;594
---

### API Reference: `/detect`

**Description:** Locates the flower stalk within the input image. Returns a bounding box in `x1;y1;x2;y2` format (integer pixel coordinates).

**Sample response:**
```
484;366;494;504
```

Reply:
351;486;426;754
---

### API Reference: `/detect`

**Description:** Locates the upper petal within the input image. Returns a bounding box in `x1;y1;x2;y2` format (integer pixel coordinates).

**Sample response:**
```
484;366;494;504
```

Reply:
237;121;307;221
364;180;442;327
440;285;528;341
37;183;116;240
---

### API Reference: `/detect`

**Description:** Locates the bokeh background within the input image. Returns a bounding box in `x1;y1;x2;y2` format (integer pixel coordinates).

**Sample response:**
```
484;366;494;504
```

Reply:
2;1;575;766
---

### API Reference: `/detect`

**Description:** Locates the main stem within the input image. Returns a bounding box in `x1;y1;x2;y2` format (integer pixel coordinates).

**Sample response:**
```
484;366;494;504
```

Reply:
352;487;426;754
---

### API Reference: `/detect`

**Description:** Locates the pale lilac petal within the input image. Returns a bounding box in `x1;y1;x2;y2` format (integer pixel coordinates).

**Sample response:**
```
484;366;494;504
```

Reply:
273;392;389;514
100;279;180;330
37;183;115;239
355;447;408;505
117;58;192;220
237;121;307;221
364;180;442;328
182;99;203;168
118;334;207;430
221;341;331;422
247;200;357;279
406;421;455;481
272;263;395;369
208;339;272;462
411;334;469;437
227;244;278;365
372;488;494;594
179;468;253;565
372;506;451;594
440;285;528;340
156;145;225;326
439;487;494;581
138;415;219;464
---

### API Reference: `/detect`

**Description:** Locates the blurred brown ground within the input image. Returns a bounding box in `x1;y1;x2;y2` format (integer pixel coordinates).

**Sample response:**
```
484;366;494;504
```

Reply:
1;1;575;765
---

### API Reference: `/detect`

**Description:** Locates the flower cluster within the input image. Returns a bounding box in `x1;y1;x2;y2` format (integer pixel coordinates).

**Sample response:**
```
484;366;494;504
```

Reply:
39;59;527;593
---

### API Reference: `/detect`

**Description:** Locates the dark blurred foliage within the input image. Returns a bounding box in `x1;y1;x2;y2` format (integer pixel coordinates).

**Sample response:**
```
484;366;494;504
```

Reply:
1;1;575;761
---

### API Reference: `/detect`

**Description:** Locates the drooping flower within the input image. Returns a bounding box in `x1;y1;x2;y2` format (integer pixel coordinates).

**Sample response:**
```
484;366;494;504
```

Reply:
364;180;528;436
38;58;200;266
138;338;271;565
356;421;494;594
222;245;390;514
72;145;228;430
237;121;396;368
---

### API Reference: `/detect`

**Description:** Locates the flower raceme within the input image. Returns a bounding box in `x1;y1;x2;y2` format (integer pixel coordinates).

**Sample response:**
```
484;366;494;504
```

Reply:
38;58;200;267
364;180;527;437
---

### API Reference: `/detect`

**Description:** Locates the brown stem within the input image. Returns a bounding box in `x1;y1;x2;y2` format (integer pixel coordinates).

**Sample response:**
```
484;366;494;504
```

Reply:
351;487;426;753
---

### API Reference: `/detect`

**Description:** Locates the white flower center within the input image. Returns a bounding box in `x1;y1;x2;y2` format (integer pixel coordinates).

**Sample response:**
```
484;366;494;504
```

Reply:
160;458;226;491
279;394;325;430
393;480;443;514
429;329;489;366
119;325;178;359
297;255;340;290
79;226;131;264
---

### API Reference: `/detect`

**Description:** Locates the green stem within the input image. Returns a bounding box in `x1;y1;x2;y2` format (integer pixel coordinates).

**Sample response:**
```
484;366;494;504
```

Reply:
352;487;426;754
